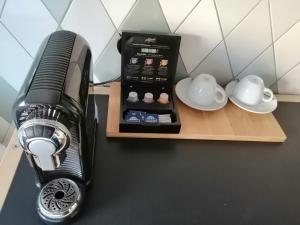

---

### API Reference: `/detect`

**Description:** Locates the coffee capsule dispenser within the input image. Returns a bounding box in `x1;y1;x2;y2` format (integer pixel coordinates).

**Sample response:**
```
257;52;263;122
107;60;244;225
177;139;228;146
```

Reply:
118;31;181;133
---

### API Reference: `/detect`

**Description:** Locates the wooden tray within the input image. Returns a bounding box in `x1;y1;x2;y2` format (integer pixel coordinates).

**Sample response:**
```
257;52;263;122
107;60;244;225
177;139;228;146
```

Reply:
106;83;286;142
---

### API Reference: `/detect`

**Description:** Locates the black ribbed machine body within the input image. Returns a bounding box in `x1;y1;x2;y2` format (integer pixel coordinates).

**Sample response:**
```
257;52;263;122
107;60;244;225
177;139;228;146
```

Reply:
12;30;97;187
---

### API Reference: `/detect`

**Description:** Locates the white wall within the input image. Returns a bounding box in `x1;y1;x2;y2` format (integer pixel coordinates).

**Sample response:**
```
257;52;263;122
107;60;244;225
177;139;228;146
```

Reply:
0;0;300;132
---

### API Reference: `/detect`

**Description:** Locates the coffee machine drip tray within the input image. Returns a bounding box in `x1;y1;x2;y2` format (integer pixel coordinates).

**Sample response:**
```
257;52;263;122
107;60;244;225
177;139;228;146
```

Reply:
37;178;83;224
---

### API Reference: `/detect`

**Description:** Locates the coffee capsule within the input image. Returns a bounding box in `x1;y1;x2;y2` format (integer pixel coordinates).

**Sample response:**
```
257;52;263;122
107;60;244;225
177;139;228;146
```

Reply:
157;93;169;104
143;92;154;103
127;91;139;103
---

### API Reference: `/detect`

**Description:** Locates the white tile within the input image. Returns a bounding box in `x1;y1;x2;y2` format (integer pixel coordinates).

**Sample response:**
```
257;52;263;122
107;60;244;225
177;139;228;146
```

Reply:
215;0;260;36
278;63;300;94
176;0;222;73
238;46;276;87
225;0;272;75
190;41;233;85
0;117;9;143
94;32;121;82
101;0;136;28
93;74;100;84
1;0;58;56
159;0;199;32
62;0;116;62
0;24;32;91
270;0;300;40
274;20;300;79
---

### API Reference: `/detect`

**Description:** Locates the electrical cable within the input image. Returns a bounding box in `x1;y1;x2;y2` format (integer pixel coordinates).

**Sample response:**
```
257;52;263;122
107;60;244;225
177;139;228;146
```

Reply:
89;75;121;87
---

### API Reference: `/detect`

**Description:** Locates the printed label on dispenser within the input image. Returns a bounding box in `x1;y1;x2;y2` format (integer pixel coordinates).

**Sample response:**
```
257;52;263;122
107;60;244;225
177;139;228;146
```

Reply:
123;35;177;84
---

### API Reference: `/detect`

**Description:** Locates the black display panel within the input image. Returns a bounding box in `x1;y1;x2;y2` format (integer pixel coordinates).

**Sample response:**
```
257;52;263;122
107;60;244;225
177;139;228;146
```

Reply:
121;31;181;87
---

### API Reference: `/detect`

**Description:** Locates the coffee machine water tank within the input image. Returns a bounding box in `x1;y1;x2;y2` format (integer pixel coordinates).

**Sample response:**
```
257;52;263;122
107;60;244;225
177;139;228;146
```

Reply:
12;30;97;224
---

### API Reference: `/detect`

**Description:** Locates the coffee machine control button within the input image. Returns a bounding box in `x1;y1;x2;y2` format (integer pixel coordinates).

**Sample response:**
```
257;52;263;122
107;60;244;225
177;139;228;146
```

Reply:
25;127;35;138
28;140;57;171
34;125;44;137
43;126;55;138
18;119;71;170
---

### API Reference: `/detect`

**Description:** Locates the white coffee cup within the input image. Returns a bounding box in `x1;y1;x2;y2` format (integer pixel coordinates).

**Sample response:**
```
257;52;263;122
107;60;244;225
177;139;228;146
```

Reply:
233;75;273;106
188;74;226;105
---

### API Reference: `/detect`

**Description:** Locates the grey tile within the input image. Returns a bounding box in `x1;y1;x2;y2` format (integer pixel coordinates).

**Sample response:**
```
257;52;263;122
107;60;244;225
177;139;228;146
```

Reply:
0;117;9;143
0;76;17;122
269;82;278;94
42;0;72;24
0;23;33;91
2;121;15;146
175;54;188;82
0;143;5;159
94;32;121;82
277;63;300;94
120;0;170;33
190;41;233;86
237;46;276;87
6;123;15;146
0;0;5;15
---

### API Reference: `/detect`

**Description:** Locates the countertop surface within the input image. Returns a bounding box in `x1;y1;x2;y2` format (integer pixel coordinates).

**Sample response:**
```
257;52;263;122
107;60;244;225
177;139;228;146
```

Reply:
1;95;300;225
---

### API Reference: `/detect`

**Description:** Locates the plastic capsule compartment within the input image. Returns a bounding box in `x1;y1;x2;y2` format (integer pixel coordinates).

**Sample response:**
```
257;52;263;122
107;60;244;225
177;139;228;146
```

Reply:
124;89;172;107
122;109;178;124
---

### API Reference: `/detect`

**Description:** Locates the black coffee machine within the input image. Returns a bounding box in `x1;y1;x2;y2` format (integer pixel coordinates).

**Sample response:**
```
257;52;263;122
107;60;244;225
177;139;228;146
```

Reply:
12;30;97;224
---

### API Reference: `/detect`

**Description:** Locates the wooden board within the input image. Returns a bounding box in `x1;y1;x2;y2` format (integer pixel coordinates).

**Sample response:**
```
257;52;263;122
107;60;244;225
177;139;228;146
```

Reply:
106;83;286;142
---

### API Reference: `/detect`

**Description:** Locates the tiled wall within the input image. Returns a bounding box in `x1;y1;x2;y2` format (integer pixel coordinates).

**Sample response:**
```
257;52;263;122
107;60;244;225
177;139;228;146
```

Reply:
0;0;300;136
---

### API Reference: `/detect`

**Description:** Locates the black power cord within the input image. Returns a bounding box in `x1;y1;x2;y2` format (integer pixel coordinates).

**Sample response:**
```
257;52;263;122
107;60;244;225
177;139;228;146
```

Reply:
89;75;121;87
89;34;122;87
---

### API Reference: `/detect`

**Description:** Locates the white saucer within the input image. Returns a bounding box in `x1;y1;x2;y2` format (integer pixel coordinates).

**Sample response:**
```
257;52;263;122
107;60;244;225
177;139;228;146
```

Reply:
175;77;228;111
225;80;277;114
